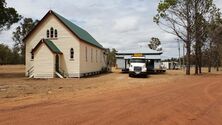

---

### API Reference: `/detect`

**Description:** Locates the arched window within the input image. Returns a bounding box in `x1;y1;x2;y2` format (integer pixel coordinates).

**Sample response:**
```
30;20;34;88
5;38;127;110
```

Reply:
31;53;34;60
50;27;54;38
70;48;74;59
55;29;58;38
46;30;49;38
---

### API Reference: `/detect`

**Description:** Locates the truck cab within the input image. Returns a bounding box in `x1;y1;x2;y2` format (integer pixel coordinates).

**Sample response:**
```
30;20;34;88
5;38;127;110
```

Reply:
129;55;147;77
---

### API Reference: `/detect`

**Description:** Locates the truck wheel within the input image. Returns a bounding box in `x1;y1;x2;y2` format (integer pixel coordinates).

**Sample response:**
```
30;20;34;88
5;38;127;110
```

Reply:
129;74;132;77
143;74;147;78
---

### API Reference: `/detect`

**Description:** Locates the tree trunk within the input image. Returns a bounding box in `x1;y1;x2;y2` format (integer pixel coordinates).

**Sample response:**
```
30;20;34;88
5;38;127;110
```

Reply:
198;47;202;74
208;42;212;73
208;54;212;72
185;0;191;75
194;0;199;75
195;47;198;74
186;42;191;75
216;64;219;71
216;59;219;71
208;65;211;72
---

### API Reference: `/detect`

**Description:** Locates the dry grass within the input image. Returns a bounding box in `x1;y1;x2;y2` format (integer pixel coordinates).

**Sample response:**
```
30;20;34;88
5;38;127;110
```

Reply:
0;65;221;101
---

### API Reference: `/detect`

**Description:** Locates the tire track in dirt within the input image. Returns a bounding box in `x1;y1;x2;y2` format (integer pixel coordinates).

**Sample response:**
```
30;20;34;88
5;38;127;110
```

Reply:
0;74;222;125
189;78;222;125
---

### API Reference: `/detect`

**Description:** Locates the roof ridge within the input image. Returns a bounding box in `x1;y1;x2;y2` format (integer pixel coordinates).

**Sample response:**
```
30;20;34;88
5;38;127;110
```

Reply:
24;10;104;49
51;11;85;32
51;10;104;49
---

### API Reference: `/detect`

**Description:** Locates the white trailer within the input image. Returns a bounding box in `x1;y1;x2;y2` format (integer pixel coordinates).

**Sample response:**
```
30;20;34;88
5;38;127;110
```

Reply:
162;61;179;70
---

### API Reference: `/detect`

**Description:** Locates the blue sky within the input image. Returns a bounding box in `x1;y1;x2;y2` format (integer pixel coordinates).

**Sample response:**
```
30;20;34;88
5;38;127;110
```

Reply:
0;0;222;59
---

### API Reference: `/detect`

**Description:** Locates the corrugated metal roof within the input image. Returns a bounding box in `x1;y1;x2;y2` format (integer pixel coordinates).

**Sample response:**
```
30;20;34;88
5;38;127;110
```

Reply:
44;39;62;54
32;39;62;54
116;54;161;59
116;47;162;55
116;47;162;59
144;55;161;59
52;11;104;49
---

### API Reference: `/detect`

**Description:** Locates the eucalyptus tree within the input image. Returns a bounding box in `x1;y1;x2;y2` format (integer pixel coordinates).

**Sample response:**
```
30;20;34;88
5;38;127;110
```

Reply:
148;37;162;51
12;18;39;64
0;0;21;32
154;0;193;75
154;0;220;75
192;0;217;74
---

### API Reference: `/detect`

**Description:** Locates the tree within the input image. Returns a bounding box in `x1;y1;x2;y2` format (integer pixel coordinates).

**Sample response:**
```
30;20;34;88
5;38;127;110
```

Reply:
154;0;220;75
107;48;117;67
0;43;21;65
204;5;222;72
12;18;39;64
0;43;10;64
0;0;21;32
148;37;162;51
191;0;216;74
212;25;222;71
154;0;193;75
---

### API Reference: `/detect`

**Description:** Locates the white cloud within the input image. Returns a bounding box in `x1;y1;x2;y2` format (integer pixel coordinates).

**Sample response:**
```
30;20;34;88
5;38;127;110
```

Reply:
215;0;222;10
0;24;19;47
113;16;139;32
1;0;221;59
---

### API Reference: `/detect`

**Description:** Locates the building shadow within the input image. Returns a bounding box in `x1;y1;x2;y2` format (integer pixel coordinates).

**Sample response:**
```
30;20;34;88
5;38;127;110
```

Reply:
147;72;166;75
0;73;25;78
129;75;150;79
82;72;113;78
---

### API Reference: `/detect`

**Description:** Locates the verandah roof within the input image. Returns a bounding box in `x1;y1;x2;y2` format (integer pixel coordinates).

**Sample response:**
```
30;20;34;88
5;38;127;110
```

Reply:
31;39;62;54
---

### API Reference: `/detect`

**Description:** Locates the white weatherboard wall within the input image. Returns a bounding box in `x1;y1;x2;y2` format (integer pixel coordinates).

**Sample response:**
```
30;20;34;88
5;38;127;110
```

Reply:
25;14;80;77
79;41;106;75
34;44;55;78
50;21;80;78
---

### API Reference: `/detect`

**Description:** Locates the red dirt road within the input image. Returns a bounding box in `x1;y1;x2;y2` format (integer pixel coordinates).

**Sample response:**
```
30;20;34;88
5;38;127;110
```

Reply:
0;66;222;125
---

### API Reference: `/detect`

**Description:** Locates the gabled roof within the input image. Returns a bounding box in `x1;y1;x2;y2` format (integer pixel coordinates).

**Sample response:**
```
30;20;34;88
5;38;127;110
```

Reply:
52;11;104;49
31;39;62;54
24;10;104;49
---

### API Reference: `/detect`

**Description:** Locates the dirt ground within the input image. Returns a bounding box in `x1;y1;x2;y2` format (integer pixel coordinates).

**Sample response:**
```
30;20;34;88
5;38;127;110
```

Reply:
0;65;222;125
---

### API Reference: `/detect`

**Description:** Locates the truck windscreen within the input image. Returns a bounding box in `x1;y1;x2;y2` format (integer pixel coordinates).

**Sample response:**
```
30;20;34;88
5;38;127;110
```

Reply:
130;59;145;63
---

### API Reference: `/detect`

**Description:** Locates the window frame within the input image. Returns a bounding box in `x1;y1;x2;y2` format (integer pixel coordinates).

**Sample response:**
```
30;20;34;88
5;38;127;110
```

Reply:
46;30;49;38
70;48;74;60
50;27;54;38
31;52;34;60
55;29;58;38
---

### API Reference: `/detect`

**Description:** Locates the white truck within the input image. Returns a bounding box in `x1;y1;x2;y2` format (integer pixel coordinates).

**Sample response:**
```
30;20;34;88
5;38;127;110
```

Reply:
129;54;147;77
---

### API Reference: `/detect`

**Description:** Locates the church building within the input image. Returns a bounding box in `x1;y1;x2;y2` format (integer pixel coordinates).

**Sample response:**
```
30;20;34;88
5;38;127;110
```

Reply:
24;10;107;78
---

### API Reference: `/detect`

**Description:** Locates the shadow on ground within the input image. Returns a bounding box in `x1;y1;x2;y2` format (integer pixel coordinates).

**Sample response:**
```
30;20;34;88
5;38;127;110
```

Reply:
0;73;25;78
